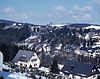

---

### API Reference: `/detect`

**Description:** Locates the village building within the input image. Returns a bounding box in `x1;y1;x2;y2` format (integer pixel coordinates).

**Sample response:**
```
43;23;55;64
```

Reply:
75;48;88;57
0;51;3;71
75;34;100;58
61;60;99;79
0;51;3;77
12;50;40;68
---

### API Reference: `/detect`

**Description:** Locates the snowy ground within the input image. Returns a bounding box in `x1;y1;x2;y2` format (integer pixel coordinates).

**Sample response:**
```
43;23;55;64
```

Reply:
1;64;64;79
84;25;100;30
1;71;47;79
1;71;32;79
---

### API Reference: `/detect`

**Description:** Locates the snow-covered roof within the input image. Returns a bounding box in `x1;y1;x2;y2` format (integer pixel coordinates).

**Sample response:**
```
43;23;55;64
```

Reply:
92;35;100;39
85;33;90;40
0;51;3;57
55;43;62;50
13;23;16;26
58;64;64;70
12;50;33;62
18;23;22;26
38;67;50;72
2;64;11;70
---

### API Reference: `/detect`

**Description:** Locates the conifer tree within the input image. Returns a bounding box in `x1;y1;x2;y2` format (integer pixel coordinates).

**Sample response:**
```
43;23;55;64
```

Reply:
50;59;59;74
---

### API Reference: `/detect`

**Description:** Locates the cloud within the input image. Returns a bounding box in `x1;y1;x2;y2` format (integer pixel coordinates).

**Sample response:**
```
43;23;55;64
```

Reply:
94;0;100;5
48;12;64;18
1;6;37;22
8;12;36;21
93;0;100;15
71;5;93;22
47;5;93;23
72;14;92;21
3;7;14;13
54;5;67;12
22;13;29;20
48;5;69;19
75;5;92;12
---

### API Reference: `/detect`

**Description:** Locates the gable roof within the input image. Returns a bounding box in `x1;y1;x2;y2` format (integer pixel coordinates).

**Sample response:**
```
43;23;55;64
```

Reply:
61;60;98;77
12;50;33;62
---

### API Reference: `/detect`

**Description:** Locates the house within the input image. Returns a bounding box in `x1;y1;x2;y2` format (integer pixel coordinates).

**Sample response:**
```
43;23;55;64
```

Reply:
94;47;100;57
0;51;3;71
86;48;96;57
75;47;88;57
75;35;100;57
12;50;40;68
61;60;99;79
75;46;100;57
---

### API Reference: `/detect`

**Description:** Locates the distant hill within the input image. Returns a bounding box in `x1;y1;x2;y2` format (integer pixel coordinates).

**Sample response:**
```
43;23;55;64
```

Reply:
0;19;18;26
0;19;35;26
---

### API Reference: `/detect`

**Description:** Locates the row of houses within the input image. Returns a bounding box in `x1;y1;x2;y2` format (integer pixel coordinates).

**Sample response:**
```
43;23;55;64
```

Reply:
75;35;100;58
0;50;100;79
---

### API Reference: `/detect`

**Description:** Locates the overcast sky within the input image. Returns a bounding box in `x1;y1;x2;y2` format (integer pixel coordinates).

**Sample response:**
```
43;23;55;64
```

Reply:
0;0;100;25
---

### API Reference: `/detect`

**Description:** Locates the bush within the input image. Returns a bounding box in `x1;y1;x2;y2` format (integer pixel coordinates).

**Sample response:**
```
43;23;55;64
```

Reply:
97;76;100;79
0;76;4;79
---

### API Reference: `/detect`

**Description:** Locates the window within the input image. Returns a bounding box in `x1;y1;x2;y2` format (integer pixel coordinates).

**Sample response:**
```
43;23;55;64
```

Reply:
31;59;37;62
20;63;23;66
24;64;27;67
93;75;96;78
34;64;37;66
18;55;27;62
92;69;96;73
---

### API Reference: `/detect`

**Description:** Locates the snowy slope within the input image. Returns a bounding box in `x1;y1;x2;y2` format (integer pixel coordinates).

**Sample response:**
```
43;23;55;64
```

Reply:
2;71;47;79
84;25;100;30
50;24;68;27
2;64;11;70
2;72;31;79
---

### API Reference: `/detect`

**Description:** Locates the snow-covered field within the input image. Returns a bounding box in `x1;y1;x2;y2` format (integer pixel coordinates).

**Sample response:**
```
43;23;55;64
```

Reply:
1;71;48;79
1;72;32;79
1;64;64;79
84;25;100;30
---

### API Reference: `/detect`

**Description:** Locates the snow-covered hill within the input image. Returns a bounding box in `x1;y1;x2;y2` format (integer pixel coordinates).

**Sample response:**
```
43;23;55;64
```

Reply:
84;25;100;30
50;24;69;27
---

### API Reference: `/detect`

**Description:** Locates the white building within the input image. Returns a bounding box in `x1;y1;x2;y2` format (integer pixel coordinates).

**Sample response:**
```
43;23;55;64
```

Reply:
75;48;88;57
12;50;40;68
0;51;3;71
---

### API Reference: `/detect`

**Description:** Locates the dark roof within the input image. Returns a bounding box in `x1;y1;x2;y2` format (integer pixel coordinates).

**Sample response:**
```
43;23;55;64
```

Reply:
95;47;100;50
61;60;98;77
80;47;87;50
86;48;95;53
12;50;33;62
80;47;99;53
